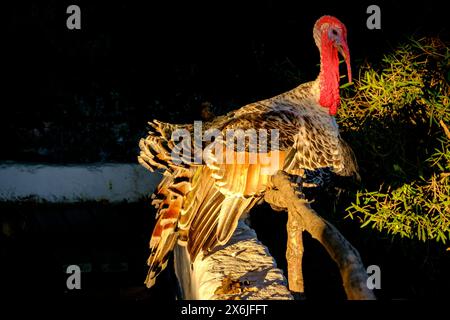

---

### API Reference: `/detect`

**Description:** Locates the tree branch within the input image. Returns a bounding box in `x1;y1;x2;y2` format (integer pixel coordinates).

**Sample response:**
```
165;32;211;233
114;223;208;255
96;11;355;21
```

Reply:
286;208;305;296
264;171;376;300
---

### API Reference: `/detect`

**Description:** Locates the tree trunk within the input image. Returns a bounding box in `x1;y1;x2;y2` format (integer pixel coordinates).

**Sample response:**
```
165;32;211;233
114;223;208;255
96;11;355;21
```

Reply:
264;171;376;300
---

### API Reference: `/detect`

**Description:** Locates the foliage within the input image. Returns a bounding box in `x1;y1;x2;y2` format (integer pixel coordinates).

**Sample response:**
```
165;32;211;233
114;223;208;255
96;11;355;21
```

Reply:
338;37;450;243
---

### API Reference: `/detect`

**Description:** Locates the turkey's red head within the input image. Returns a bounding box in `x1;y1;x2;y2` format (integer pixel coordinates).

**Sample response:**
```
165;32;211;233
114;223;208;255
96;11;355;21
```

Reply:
313;16;352;115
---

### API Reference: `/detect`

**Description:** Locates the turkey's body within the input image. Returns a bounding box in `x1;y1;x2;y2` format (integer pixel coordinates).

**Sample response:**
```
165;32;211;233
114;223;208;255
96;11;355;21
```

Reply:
138;15;358;288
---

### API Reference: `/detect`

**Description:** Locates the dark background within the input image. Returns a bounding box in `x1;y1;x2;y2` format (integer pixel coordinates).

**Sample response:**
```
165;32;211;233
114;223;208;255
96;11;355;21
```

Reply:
1;0;449;302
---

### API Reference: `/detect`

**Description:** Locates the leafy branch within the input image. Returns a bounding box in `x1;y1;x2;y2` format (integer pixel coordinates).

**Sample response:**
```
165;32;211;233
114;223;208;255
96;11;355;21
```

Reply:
338;37;450;244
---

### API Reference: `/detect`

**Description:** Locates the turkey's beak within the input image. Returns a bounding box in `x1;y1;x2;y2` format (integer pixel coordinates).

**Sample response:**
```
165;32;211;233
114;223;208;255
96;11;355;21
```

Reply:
337;41;352;84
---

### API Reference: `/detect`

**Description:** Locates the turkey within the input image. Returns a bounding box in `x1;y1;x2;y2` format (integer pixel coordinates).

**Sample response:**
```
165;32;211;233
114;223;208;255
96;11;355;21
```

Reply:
138;15;358;288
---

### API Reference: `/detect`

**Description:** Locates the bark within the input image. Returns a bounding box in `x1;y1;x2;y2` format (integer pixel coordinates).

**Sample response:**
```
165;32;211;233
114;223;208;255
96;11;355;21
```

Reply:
264;171;376;300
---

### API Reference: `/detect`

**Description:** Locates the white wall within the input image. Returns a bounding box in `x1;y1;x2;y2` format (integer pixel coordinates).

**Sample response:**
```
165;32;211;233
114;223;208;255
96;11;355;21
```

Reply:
0;163;160;202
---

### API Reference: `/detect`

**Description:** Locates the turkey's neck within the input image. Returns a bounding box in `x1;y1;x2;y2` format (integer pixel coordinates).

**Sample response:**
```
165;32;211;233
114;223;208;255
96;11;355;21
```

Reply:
317;37;341;115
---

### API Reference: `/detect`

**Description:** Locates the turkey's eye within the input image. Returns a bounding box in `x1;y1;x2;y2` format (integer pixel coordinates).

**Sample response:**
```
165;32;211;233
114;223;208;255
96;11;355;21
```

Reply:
331;29;338;36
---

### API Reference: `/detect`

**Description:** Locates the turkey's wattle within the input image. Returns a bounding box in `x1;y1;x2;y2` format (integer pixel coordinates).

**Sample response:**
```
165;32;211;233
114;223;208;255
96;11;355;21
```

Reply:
314;15;352;115
138;15;358;288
